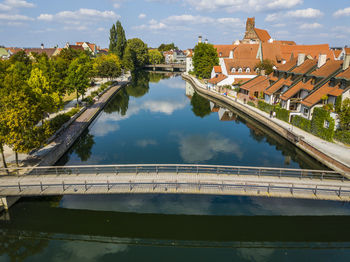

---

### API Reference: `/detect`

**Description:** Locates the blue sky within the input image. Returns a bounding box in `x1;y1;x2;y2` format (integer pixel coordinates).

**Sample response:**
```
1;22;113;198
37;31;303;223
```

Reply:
0;0;349;49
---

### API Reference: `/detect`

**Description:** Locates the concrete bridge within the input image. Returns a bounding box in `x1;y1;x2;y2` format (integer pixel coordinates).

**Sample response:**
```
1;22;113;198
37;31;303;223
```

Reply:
144;64;186;72
1;165;350;205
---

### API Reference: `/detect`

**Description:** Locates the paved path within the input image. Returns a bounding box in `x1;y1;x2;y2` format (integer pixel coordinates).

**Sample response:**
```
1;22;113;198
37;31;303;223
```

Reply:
184;73;350;173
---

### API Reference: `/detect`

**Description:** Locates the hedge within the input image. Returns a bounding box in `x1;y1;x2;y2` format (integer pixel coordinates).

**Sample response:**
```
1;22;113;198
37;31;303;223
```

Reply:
310;107;335;142
292;115;311;132
334;130;350;145
257;100;290;122
247;101;255;107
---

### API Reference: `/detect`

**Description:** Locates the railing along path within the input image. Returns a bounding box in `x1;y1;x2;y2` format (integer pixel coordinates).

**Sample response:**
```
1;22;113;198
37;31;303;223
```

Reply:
0;164;349;201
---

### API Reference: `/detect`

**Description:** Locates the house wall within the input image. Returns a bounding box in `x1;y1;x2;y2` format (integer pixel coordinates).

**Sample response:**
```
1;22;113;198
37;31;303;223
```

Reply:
186;57;194;73
264;94;271;104
300;90;309;99
343;88;350;101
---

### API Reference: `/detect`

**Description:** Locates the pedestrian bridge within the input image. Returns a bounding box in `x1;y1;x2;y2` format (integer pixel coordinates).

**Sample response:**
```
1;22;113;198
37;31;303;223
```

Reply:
0;164;349;201
144;64;186;72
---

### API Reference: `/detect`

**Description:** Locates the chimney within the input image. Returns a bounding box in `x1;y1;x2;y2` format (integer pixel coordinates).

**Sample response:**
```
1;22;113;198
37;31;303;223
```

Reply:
229;50;234;59
41;43;44;49
317;54;327;68
205;39;208;44
198;36;202;44
343;54;350;70
297;53;305;66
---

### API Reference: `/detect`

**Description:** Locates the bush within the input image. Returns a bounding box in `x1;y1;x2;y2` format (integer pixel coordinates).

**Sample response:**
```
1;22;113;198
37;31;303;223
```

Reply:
247;101;255;107
292;115;311;132
257;100;290;122
334;130;350;145
83;96;94;106
310;107;335;141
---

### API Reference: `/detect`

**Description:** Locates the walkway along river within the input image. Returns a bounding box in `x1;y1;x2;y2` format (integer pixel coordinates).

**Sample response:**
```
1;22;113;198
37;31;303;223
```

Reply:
2;72;350;262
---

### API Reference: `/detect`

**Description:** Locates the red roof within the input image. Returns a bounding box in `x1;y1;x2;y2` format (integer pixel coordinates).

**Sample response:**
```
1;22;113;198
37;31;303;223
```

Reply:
310;60;342;77
214;45;235;57
208;74;227;85
240;75;270;93
291;59;317;74
254;28;271;42
302;83;344;107
336;67;350;80
265;77;293;95
213;66;222;73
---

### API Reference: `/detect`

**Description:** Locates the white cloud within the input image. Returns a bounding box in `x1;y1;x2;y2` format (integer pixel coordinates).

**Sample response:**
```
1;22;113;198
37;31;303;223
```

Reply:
0;3;11;10
165;14;214;24
138;13;146;19
265;13;279;22
0;13;33;20
37;8;119;25
178;133;243;163
135;139;157;147
286;8;323;18
333;7;350;17
271;23;286;27
184;0;302;12
0;0;34;10
299;22;322;30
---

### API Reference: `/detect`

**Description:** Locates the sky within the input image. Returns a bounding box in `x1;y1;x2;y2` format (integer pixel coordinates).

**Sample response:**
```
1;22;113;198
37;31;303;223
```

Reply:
0;0;349;49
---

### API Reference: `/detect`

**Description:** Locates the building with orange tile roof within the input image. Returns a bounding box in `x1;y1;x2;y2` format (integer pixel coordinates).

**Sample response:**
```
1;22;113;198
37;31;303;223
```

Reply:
243;17;271;43
75;42;97;55
239;75;271;100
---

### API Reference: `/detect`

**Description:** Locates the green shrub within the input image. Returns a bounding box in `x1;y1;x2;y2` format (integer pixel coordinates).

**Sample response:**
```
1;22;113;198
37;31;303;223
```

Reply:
334;130;350;145
91;91;99;97
258;100;290;122
247;101;255;107
66;107;80;117
276;108;290;122
310;107;335;141
83;96;94;106
292;115;311;132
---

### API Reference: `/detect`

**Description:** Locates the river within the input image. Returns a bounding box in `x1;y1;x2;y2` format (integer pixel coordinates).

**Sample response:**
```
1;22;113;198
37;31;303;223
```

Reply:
1;72;350;261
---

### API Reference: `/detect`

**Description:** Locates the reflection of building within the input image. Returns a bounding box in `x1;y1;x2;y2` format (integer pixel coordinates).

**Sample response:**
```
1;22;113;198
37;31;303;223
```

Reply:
185;82;195;98
218;108;236;121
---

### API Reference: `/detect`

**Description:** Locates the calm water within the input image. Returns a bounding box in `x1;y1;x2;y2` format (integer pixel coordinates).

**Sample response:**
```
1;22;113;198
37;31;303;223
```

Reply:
1;72;350;261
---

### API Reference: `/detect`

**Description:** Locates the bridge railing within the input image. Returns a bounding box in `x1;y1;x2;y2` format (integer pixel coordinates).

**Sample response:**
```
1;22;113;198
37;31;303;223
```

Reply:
0;164;343;181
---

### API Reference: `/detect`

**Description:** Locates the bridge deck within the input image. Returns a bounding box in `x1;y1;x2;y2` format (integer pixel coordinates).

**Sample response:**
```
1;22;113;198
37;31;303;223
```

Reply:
0;164;349;201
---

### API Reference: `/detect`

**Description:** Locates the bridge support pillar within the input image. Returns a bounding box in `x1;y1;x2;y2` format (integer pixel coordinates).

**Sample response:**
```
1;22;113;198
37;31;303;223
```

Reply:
0;197;20;211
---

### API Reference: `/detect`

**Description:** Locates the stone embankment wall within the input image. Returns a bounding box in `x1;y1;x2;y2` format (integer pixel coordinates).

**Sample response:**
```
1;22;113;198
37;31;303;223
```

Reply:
182;74;350;176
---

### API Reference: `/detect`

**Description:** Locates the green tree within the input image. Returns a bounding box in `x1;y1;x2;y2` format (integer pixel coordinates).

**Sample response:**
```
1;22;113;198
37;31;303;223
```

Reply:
28;68;61;124
93;54;121;79
109;23;117;53
65;54;92;104
158;43;178;52
190;92;211;118
116;21;127;59
193;43;219;79
50;57;69;95
148;49;164;64
74;132;95;161
255;59;275;75
123;38;149;71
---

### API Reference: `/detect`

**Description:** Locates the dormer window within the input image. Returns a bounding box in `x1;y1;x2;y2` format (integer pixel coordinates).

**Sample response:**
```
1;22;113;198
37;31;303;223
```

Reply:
284;72;287;79
219;52;222;57
246;68;251;73
311;77;316;85
231;68;236;73
341;80;347;89
256;68;261;74
303;76;307;83
329;78;336;87
238;68;243;73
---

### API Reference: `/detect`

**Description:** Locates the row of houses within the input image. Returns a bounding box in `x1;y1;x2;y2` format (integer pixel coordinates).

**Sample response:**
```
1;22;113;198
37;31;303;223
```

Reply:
0;42;108;60
191;17;349;122
239;51;350;120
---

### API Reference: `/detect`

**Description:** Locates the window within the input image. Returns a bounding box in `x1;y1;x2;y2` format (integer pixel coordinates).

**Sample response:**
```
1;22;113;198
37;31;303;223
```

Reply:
246;68;251;73
303;107;309;115
219;52;222;57
311;77;316;85
238;68;243;73
329;78;336;87
303;77;307;83
231;68;236;73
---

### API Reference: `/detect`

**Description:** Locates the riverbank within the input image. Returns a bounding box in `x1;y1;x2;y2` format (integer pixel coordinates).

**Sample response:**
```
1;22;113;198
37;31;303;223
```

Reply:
0;74;131;212
182;73;350;176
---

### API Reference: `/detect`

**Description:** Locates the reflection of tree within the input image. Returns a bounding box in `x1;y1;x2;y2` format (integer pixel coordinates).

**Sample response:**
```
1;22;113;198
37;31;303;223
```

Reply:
104;88;129;115
148;72;171;83
126;71;150;98
0;229;50;262
74;131;95;162
190;92;211;118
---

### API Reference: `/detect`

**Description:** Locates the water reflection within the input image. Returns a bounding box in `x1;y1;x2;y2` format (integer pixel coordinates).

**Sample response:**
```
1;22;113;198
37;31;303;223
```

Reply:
177;132;243;163
190;92;212;118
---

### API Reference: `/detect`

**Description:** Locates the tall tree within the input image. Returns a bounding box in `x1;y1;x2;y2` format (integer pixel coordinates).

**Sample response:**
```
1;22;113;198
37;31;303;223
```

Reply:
148;49;164;64
116;21;127;59
123;38;149;71
109;24;117;53
193;43;219;79
65;54;92;104
158;43;178;52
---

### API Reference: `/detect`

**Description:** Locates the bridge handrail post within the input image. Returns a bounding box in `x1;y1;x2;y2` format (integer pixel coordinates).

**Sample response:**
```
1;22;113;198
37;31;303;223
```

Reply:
176;166;178;174
107;180;110;191
62;181;65;191
291;184;294;195
315;185;318;196
40;181;43;192
85;180;87;191
321;172;324;181
267;183;270;194
18;181;21;192
339;187;342;197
